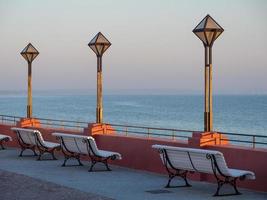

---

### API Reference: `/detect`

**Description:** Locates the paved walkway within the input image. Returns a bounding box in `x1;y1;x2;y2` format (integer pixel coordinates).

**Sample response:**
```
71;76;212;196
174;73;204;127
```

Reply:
0;169;112;200
0;148;266;200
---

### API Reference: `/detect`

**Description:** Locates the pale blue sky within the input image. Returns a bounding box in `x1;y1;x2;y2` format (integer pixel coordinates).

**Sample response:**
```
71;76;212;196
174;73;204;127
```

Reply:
0;0;266;94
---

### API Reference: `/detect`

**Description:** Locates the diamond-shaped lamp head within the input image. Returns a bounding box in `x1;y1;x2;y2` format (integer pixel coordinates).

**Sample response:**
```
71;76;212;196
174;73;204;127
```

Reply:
193;15;224;47
88;32;111;57
21;43;39;63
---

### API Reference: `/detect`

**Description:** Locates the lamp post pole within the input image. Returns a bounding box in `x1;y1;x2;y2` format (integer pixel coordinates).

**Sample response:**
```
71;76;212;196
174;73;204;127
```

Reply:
193;15;223;132
96;55;103;123
88;32;111;124
21;43;39;119
204;46;212;132
27;61;32;118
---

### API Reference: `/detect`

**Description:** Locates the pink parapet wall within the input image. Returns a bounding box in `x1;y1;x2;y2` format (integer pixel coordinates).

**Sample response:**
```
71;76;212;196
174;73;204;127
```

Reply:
0;122;266;192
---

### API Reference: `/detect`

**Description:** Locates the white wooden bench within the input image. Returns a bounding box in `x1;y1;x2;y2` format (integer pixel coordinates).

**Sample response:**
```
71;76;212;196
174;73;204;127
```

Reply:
152;144;255;196
0;134;12;150
52;132;122;171
11;128;60;160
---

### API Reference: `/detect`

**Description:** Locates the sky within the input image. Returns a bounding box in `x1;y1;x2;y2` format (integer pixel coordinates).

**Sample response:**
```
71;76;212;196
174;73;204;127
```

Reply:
0;0;266;94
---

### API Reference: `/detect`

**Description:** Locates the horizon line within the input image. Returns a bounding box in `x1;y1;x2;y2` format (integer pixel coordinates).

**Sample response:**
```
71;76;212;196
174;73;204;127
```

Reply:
0;89;266;96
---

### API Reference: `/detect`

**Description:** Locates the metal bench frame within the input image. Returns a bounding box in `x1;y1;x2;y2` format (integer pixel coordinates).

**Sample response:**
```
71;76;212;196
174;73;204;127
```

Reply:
0;137;11;150
86;139;117;172
57;136;84;167
16;130;38;157
56;136;116;171
34;134;60;160
158;148;243;196
14;129;59;160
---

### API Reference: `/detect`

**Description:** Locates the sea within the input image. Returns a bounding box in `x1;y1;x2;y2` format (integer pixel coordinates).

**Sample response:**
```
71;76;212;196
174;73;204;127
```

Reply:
0;91;266;137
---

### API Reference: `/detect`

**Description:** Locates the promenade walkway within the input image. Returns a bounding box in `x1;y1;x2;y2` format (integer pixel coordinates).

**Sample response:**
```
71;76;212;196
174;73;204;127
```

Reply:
0;148;266;200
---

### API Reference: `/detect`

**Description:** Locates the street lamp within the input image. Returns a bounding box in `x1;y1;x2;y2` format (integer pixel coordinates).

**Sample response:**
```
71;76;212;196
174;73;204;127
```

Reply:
193;15;224;132
88;32;111;124
20;43;39;119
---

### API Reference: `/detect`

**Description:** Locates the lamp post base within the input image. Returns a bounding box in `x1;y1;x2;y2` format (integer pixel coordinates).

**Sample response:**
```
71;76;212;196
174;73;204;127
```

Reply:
17;118;40;128
84;123;115;136
189;132;229;147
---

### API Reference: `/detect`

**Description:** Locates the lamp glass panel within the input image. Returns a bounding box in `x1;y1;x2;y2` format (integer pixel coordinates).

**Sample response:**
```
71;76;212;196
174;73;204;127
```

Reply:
206;16;222;30
194;32;207;44
26;54;32;62
96;44;104;55
205;31;215;45
31;53;38;61
102;45;110;54
27;45;38;53
21;46;29;53
96;34;110;44
30;54;34;62
21;53;28;61
89;45;98;55
89;34;98;45
214;31;222;40
195;17;206;31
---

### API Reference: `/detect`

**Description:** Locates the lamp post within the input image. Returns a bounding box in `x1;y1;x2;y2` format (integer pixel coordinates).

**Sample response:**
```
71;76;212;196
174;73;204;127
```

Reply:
193;15;224;132
20;43;39;119
88;32;111;124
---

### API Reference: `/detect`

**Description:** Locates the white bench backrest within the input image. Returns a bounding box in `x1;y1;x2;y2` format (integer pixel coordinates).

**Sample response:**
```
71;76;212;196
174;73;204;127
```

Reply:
52;133;95;155
34;131;47;147
11;128;38;145
63;136;88;154
87;137;100;156
154;145;230;175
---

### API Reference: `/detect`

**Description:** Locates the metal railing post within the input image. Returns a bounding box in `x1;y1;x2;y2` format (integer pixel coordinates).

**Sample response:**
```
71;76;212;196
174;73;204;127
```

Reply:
61;121;64;130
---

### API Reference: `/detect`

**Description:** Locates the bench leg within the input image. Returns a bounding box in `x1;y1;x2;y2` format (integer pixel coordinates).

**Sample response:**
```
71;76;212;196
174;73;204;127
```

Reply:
0;138;10;150
104;160;111;171
165;170;191;188
37;149;45;161
77;156;83;166
19;146;37;157
19;148;25;157
36;148;58;161
50;147;60;160
232;180;242;195
62;154;83;167
62;156;69;167
88;157;112;172
213;177;241;196
89;160;97;172
51;150;57;160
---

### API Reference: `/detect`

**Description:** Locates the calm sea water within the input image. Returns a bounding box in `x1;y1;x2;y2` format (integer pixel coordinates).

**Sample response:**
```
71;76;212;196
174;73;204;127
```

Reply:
0;93;266;136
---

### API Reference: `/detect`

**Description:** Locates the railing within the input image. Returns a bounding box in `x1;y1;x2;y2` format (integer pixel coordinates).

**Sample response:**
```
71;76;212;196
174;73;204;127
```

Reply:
37;117;88;132
216;131;267;149
0;114;88;132
108;123;193;141
0;114;194;141
0;115;21;125
0;114;267;148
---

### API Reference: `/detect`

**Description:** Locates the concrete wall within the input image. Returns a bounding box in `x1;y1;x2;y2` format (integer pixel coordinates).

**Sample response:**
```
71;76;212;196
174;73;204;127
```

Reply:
1;123;266;192
94;134;267;192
